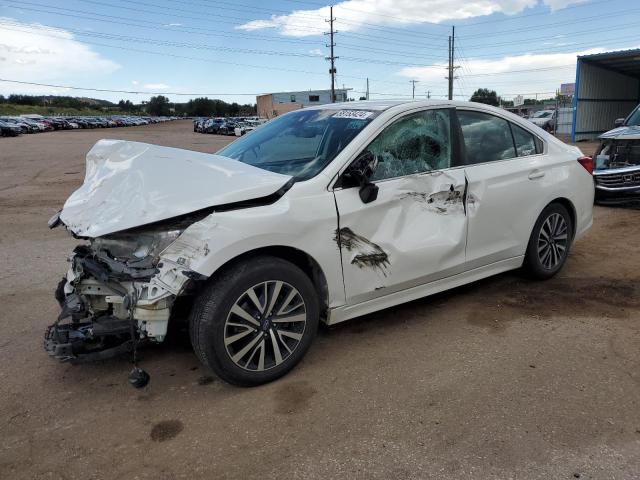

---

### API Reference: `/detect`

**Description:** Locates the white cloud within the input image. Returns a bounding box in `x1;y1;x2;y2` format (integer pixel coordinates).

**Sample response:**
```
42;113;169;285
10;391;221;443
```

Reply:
132;80;139;86
397;47;608;98
308;48;324;56
0;18;120;95
236;0;587;37
143;83;170;89
544;0;589;11
164;23;183;27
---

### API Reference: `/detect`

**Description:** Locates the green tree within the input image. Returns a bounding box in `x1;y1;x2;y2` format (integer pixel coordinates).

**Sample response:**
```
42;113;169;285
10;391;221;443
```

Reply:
118;99;136;112
470;88;500;107
147;95;171;116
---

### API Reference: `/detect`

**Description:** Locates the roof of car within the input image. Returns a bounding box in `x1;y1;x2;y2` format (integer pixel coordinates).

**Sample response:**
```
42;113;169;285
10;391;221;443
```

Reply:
304;99;501;112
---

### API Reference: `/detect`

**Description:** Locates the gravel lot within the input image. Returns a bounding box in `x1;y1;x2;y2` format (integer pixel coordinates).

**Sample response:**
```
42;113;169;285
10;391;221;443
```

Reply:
1;120;639;479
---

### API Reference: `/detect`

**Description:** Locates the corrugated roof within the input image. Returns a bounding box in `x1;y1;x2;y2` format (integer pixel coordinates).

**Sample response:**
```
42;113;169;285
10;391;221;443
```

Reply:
579;48;640;78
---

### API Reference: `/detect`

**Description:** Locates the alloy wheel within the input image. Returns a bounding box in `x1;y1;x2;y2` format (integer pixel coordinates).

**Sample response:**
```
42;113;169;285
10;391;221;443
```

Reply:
224;281;307;371
537;212;568;270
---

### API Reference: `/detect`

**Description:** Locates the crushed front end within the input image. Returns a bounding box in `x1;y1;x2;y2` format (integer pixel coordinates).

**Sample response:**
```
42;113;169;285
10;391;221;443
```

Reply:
593;137;640;204
45;223;197;363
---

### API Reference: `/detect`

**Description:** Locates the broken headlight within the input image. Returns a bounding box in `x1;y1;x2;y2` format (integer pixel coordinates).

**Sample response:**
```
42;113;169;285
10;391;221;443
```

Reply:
92;229;182;266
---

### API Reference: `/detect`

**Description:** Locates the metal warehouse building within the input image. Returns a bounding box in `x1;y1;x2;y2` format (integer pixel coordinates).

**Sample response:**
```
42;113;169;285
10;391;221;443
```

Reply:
572;49;640;141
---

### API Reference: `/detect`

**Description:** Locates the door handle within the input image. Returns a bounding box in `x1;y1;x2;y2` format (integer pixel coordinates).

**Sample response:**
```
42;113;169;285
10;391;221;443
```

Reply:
528;169;545;180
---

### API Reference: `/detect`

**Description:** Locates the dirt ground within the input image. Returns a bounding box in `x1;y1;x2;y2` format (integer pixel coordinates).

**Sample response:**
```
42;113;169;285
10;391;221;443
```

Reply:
1;120;638;479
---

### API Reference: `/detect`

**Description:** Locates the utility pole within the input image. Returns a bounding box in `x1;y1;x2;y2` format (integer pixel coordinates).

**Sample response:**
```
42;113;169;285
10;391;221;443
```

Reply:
366;77;369;100
446;25;458;101
325;5;338;102
410;80;419;99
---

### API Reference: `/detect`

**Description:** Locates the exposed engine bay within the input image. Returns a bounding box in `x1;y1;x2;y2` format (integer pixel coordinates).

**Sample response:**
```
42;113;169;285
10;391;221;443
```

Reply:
45;224;197;363
594;139;640;170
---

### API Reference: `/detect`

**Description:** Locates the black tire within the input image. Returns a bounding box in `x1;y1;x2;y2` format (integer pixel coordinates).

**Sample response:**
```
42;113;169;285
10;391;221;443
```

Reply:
523;203;573;280
189;256;320;386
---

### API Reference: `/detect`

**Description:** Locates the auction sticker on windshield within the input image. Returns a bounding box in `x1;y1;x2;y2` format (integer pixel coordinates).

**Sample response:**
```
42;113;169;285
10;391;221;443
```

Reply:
333;110;374;120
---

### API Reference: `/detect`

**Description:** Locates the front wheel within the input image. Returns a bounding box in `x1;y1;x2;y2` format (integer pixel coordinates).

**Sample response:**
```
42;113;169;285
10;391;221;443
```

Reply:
523;203;573;279
189;256;319;386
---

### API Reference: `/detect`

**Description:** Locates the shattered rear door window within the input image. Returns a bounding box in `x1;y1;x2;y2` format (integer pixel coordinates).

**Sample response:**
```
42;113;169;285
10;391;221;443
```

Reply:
368;109;452;181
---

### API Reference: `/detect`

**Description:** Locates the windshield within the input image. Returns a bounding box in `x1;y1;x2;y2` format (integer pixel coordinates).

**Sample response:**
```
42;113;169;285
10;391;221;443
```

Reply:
532;111;553;118
625;106;640;126
217;108;377;180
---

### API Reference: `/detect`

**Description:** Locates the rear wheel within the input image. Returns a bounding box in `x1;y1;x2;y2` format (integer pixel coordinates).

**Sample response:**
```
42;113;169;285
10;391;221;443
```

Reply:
523;203;573;279
189;256;319;386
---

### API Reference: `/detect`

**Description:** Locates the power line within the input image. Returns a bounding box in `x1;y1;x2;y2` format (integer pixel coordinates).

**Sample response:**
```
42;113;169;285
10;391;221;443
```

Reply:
278;0;452;29
462;20;640;51
461;0;616;26
0;22;322;59
0;78;557;102
2;20;578;77
0;78;259;96
5;1;451;52
458;32;640;60
0;20;450;70
0;19;420;90
79;0;449;44
1;5;446;61
3;3;324;45
74;0;328;34
460;6;640;39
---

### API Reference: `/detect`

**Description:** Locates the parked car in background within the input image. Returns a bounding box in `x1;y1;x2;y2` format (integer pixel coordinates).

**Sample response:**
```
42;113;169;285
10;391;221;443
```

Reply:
1;117;38;133
18;117;47;132
593;104;640;203
0;119;23;136
219;121;241;135
0;115;177;136
234;121;260;136
46;100;593;386
528;109;556;132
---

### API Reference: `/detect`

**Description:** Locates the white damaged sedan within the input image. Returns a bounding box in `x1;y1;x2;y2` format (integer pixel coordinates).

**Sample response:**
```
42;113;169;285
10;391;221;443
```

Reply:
47;100;594;386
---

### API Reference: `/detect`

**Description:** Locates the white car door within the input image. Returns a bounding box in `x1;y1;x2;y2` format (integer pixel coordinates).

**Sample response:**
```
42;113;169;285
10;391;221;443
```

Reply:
333;108;468;306
458;109;550;269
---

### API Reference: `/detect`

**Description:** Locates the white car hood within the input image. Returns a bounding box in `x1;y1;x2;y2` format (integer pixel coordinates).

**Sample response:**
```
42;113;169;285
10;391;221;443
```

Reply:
60;139;292;237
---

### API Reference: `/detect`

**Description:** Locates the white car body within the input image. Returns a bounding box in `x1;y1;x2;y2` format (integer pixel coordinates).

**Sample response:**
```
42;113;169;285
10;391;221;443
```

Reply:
49;100;593;372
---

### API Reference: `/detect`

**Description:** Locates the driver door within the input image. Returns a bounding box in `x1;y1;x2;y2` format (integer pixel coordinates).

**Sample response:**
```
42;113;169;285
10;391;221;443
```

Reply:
333;108;468;306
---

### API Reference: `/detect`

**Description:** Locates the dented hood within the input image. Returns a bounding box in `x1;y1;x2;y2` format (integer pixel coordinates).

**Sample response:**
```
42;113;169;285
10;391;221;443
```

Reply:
60;139;292;237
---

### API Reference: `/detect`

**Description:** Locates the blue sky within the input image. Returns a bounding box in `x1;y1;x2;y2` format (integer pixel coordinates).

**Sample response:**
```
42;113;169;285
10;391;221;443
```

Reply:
0;0;638;104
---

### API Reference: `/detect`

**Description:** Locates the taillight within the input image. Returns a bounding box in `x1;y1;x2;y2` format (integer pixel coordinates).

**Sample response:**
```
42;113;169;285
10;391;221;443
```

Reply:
577;156;593;175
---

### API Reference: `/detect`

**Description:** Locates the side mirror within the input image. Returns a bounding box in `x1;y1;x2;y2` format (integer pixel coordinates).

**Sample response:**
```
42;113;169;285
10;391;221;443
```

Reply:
345;151;379;204
614;118;625;127
359;182;379;203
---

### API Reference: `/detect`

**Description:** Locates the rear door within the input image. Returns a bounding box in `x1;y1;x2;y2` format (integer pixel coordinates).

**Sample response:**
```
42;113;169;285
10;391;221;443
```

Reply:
333;108;468;306
458;109;549;269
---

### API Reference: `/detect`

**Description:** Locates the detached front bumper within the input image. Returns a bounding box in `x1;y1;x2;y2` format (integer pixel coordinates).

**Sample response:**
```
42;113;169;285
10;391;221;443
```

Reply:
44;317;134;363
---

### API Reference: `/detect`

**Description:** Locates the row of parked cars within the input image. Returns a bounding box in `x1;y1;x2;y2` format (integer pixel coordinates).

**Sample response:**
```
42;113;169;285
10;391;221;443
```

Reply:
193;117;266;137
0;115;179;137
